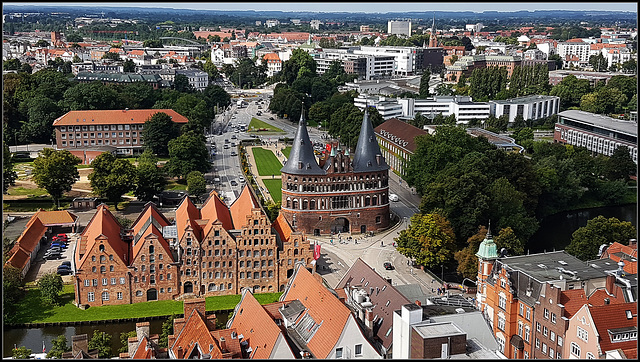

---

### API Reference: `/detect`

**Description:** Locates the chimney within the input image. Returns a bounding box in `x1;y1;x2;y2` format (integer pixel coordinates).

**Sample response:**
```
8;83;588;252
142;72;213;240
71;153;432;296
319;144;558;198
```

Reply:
220;337;227;352
127;336;138;356
177;346;184;359
415;300;422;306
136;321;150;339
629;239;637;248
168;334;176;350
184;298;207;319
71;334;88;357
364;308;375;338
605;274;615;294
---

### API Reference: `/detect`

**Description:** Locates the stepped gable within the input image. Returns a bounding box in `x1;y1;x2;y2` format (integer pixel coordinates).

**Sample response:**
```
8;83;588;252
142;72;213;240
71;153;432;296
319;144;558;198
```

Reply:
228;289;290;359
132;223;174;263
130;202;170;236
280;106;325;175
229;185;261;230
352;108;388;172
200;190;234;233
175;196;203;242
76;204;128;267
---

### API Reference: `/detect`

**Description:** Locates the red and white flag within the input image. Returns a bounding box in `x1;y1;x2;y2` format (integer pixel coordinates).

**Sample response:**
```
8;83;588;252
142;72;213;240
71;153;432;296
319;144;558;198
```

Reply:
42;341;46;353
313;242;321;260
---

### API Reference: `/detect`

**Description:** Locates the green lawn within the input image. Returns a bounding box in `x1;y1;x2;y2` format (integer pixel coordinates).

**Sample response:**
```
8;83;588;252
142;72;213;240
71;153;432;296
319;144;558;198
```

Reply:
282;146;291;159
166;179;187;191
7;187;49;197
8;284;282;324
3;199;72;212
252;148;282;176
248;117;284;134
263;179;282;203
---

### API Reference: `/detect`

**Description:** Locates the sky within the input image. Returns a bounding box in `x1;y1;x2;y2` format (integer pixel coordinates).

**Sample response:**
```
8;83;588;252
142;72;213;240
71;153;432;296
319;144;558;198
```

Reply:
6;2;639;13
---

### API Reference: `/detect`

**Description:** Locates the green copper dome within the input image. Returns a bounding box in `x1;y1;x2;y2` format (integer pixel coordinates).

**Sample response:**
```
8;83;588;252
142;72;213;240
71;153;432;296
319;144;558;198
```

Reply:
476;226;499;260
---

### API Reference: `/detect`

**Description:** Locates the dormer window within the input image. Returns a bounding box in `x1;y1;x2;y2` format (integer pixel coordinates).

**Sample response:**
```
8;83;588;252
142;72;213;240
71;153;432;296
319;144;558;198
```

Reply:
298;162;303;169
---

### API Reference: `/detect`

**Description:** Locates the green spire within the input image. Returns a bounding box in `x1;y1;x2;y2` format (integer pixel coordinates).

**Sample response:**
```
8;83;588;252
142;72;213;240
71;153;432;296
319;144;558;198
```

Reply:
476;222;498;260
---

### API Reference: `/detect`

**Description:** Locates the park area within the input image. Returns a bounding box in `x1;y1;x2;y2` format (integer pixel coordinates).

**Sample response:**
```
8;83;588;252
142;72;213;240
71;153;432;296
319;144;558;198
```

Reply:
251;148;283;176
247;117;285;134
5;283;282;324
263;179;282;203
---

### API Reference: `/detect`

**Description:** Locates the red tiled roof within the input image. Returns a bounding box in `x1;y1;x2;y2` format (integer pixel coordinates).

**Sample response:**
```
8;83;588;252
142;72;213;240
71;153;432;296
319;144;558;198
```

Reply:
210;329;243;358
131;202;170;236
589;302;638;355
262;53;281;61
132;223;173;263
280;265;354;359
131;337;154;359
6;247;31;271
229;290;288;359
566;38;586;43
559;289;587;319
12;215;47;256
587;289;626;306
52;109;189;127
200;191;234;234
34;210;78;226
171;309;218;358
229;185;260;230
193;31;234;39
272;214;293;243
175;196;203;242
374;118;426;154
76;204;128;267
602;242;638;274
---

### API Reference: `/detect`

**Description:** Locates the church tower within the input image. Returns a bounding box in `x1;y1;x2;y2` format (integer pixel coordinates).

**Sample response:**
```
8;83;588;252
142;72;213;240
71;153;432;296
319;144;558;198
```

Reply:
428;14;438;47
475;223;499;313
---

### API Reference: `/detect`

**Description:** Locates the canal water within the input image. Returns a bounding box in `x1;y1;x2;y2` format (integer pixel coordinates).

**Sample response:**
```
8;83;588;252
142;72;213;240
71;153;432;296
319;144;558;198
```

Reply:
3;312;231;358
526;204;637;254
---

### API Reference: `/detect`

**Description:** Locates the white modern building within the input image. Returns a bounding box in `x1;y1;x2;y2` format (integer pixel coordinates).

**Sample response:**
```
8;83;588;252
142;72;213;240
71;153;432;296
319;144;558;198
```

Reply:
388;20;412;37
557;41;590;66
357;46;421;76
176;69;209;91
354;94;404;119
489;95;560;124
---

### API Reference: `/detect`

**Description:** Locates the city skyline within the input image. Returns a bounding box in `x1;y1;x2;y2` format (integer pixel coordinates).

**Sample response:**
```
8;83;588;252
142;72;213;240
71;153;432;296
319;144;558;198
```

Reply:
5;2;639;13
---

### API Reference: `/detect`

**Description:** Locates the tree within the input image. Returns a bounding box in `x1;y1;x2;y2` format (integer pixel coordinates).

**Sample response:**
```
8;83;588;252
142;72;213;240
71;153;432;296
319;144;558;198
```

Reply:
20;63;32;74
88;330;112;359
72;54;82;63
142;112;180;156
116;82;160;110
38;272;64;306
62;81;120;111
203;59;220;80
280;48;317;84
455;225;487;279
494;226;525;256
3;141;17;194
566;216;637;261
35;39;50;47
47;335;71;359
66;33;83;43
143;39;163;48
589;53;608;72
102;51;121;61
12;346;32;359
419;70;431;98
187;171;206;201
32;148;81;209
548;54;563;69
134;149;167;202
158;314;176;348
604;146;636;181
20;95;60;144
3;58;21;71
264;201;282;222
172;94;213;133
119;331;137;354
394;213;457;269
550;74;592;110
89;153;136;210
123;59;136;72
3;265;25;323
173;74;193;93
621;58;636;74
165;131;211;179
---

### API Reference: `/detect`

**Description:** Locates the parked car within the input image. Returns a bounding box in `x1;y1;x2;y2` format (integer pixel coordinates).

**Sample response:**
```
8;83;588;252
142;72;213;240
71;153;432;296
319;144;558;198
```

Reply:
61;261;71;266
57;233;68;239
57;264;70;270
389;193;399;202
230;180;238;186
51;243;66;249
256;111;262;116
43;252;62;260
269;117;275;120
383;262;394;270
231;135;237;139
230;151;237;156
239;176;245;183
56;267;72;276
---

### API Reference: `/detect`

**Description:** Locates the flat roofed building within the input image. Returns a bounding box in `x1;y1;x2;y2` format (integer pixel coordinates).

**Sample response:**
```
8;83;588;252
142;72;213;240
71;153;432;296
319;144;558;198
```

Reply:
52;109;189;156
490;95;560;124
554;110;637;164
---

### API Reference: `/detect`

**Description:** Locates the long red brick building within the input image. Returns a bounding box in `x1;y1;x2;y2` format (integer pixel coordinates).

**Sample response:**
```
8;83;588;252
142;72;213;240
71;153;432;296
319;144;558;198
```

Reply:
74;186;315;307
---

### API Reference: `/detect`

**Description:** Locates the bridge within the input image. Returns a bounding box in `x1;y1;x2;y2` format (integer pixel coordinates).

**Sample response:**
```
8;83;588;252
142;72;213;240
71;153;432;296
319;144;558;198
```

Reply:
158;37;204;46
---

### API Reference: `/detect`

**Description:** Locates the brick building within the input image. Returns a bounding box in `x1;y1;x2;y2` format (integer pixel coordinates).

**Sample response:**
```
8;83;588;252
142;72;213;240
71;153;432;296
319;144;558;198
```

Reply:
281;108;390;236
374;118;426;176
75;186;316;306
52;109;189;156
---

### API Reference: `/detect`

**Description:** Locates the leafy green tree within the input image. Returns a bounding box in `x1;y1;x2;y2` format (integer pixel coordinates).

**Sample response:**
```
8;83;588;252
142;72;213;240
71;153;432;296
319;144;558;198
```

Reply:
548;54;563;69
61;81;120;111
605;75;637;101
511;115;526;130
143;39;163;48
115;82;160;110
38;272;64;306
35;39;50;47
89;153;136;210
102;51;121;61
264;201;282;222
20;63;32;74
20;95;59;144
165;131;211;179
494;226;525;256
589;53;608;72
66;33;83;43
142;112;180;156
419;70;431;98
512;127;534;145
118;331;136;354
158;314;176;348
308;102;333;125
3;141;17;194
3;58;21;71
12;346;32;359
72;54;82;63
566;216;637;261
201;84;230;111
172;94;213;133
621;58;636;74
203;59;220;80
32;148;81;209
134;149;167;201
3;265;25;323
550;75;592;110
123;59;136;73
187;171;206;201
454;225;487;279
46;335;71;359
88;330;112;359
580;88;627;114
173;74;193;93
280;48;317;84
604;146;636;181
395;213;457;269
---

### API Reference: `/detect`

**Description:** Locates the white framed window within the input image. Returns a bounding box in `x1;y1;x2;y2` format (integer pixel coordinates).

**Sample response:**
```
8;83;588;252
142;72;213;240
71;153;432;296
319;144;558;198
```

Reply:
550;331;555;342
335;348;343;359
536;322;541;332
499;293;507;309
543;326;548;337
542;343;547;354
518;322;523;337
526;308;531;320
535;338;540;349
544;308;549;319
524;326;530;342
88;292;95;302
102;291;109;301
519;303;524;316
524;351;529;359
549;348;554;358
557;336;563;346
102;278;108;286
551;313;556;324
117;292;123;300
571;342;580;357
497;336;505;353
577;326;588;342
111;278;116;285
498;315;506;331
84;279;90;287
355;344;362;356
120;277;125;284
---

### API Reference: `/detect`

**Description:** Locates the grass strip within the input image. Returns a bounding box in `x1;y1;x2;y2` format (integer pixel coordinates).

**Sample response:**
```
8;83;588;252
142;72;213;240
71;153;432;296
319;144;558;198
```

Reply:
248;117;284;133
251;148;282;176
263;179;282;203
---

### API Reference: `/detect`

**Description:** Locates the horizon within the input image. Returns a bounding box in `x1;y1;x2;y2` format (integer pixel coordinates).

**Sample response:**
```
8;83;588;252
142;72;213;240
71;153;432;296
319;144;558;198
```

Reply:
4;2;638;13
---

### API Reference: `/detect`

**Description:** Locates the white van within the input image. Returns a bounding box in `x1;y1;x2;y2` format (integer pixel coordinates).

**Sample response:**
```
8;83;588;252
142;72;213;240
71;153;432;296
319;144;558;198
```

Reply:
389;193;399;202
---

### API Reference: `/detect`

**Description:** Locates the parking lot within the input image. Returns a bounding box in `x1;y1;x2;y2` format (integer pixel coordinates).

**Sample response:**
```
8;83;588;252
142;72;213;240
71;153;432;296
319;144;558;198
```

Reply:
25;232;78;283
